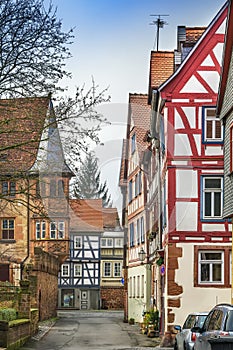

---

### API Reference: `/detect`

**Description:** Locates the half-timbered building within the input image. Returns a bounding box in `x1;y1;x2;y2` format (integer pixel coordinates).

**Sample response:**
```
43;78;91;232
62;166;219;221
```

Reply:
58;199;103;309
150;2;230;332
218;0;233;220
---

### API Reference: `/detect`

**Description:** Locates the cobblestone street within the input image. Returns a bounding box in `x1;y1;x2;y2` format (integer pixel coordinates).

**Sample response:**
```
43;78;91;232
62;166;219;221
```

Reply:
19;310;171;350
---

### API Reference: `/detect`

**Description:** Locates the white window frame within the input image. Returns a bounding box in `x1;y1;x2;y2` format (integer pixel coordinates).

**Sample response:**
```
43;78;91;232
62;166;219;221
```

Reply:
203;106;223;142
74;264;82;277
74;236;82;249
202;176;223;219
50;222;56;239
61;264;69;277
2;219;15;240
103;262;111;277
113;262;121;277
198;250;224;284
58;221;65;239
36;221;46;239
115;238;123;248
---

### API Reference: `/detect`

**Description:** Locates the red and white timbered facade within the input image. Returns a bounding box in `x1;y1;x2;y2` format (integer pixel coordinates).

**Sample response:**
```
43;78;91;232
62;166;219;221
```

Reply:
151;3;231;330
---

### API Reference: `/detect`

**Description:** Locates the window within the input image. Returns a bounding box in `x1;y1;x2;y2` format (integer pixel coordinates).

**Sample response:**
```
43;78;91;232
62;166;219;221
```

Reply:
0;264;9;282
50;221;65;239
198;251;224;284
137;219;140;245
202;177;223;219
137;275;140;297
129;222;134;247
203;107;223;142
74;264;82;277
135;172;142;196
1;219;14;240
1;181;16;197
128;180;133;202
61;264;69;277
58;221;65;239
115;238;123;247
74;236;82;248
129;277;132;298
135;174;138;196
50;222;56;239
36;221;46;239
140;217;145;243
58;180;64;197
141;275;144;297
131;133;136;153
114;262;121;277
104;262;111;277
101;238;113;247
50;180;56;197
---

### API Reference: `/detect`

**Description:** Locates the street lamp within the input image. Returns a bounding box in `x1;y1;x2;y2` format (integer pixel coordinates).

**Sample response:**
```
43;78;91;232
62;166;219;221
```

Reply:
138;247;146;263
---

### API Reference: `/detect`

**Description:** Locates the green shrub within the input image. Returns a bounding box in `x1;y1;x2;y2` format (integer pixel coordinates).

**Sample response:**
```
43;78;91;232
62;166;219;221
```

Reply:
0;308;17;321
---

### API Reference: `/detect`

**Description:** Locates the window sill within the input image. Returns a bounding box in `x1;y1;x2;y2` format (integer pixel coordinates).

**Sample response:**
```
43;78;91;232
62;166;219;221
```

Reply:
0;239;16;243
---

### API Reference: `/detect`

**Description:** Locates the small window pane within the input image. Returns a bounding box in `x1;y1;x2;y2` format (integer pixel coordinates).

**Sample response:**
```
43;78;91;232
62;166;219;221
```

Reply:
205;179;221;189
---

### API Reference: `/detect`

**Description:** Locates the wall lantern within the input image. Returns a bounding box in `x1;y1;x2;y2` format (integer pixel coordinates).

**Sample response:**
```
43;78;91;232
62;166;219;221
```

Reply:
138;247;146;263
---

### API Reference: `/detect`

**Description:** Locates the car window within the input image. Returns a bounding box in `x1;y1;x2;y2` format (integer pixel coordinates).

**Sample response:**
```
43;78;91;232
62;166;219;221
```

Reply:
225;311;233;332
196;315;207;328
183;315;197;329
207;310;223;331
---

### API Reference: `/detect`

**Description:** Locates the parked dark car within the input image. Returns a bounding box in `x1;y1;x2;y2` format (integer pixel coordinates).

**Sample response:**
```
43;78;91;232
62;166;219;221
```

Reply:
192;303;233;350
174;312;208;350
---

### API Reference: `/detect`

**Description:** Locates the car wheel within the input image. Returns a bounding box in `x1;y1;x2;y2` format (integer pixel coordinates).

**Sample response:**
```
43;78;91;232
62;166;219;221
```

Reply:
174;340;178;350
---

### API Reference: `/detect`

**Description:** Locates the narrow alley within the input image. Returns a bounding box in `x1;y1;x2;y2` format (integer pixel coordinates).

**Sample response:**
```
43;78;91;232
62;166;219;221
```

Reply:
19;310;168;350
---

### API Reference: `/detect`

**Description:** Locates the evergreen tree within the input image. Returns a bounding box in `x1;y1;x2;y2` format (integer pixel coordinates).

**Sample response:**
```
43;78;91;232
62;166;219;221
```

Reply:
74;152;112;207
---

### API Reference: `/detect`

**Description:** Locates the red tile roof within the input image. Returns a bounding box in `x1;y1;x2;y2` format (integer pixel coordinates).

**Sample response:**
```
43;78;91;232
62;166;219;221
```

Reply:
69;199;103;232
148;51;174;102
102;207;120;229
0;97;49;174
129;94;151;162
185;27;206;44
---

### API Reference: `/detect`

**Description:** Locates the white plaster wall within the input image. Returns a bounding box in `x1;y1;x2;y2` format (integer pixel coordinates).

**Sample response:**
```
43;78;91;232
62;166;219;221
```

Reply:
174;134;192;156
176;202;198;231
171;243;231;327
128;265;148;323
176;169;198;198
205;146;223;156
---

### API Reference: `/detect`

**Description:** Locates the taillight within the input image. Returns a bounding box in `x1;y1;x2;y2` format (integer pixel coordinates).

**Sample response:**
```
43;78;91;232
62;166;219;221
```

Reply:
219;331;230;336
191;333;196;342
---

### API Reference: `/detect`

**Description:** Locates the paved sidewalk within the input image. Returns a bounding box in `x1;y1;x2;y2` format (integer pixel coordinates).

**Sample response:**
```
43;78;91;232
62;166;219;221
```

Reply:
109;321;173;349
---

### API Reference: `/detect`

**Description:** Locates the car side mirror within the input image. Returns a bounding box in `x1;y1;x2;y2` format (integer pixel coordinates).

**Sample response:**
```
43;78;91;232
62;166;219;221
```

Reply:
191;326;203;333
174;325;182;332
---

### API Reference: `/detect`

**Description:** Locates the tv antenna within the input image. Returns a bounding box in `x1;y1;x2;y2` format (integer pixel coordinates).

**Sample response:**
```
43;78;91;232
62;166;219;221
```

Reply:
150;14;169;51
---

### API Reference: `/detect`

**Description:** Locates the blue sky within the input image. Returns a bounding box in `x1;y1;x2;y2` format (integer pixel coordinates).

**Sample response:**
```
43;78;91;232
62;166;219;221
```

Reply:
51;0;225;103
48;0;226;210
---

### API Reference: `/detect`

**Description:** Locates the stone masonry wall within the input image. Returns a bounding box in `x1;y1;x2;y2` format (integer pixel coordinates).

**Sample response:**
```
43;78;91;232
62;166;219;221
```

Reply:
24;247;60;321
101;286;124;309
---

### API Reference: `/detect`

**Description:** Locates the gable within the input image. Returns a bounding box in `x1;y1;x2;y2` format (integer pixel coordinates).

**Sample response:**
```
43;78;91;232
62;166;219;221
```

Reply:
160;4;228;99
